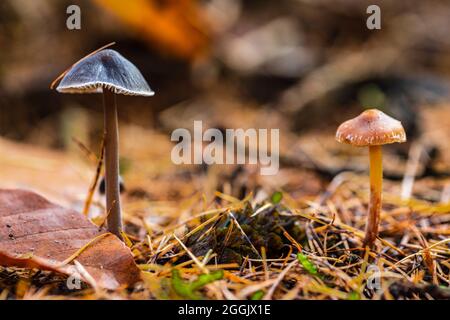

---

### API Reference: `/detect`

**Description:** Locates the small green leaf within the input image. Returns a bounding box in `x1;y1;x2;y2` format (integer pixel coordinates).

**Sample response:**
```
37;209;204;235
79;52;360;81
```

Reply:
171;269;224;300
271;191;283;204
190;270;224;291
347;291;361;300
172;269;202;300
297;253;318;276
251;290;265;300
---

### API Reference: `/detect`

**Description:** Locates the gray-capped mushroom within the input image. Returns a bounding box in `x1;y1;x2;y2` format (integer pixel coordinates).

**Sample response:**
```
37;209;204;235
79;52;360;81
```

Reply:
54;48;154;239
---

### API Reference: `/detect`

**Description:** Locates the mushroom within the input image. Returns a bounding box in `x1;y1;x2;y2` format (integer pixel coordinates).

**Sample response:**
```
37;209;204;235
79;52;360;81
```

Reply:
55;49;154;238
336;109;406;247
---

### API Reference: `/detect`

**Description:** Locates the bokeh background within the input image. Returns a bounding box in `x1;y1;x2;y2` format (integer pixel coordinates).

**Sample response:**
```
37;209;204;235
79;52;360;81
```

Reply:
1;0;450;209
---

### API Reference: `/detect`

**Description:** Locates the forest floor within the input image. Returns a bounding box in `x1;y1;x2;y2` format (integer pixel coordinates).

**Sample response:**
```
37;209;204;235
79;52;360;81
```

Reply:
0;104;450;300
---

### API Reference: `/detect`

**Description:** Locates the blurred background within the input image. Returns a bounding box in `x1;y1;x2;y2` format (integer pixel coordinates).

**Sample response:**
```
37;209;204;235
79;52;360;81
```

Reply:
1;0;450;210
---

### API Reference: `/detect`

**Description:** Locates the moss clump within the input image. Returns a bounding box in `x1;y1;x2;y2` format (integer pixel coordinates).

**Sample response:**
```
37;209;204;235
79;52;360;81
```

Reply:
185;202;305;265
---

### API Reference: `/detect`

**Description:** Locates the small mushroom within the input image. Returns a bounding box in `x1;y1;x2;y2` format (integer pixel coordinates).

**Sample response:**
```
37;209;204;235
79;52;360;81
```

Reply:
55;49;154;238
336;109;406;247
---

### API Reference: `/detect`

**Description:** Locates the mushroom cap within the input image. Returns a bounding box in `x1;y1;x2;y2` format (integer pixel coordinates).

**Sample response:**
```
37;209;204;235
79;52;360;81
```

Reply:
56;49;154;96
336;109;406;147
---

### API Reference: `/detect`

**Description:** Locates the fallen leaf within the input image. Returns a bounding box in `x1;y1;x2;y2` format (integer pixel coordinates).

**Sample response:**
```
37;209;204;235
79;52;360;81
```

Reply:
0;189;141;290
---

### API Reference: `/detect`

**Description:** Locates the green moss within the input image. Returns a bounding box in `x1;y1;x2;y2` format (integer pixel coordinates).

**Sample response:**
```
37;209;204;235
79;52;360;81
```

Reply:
185;201;305;264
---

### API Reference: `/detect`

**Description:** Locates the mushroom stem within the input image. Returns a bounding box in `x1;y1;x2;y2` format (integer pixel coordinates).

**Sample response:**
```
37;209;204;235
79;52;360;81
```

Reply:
364;145;383;247
103;89;123;239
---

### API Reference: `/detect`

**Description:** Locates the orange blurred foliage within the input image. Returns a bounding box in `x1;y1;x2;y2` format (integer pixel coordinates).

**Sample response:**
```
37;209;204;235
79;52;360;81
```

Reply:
94;0;210;60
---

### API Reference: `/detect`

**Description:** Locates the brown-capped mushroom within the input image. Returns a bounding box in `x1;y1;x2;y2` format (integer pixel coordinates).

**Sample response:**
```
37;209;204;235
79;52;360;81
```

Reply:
55;49;154;239
336;109;406;247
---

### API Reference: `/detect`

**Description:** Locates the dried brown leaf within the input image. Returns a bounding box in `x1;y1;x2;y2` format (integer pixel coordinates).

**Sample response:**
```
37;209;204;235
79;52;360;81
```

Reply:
0;189;140;290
